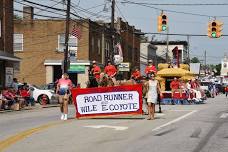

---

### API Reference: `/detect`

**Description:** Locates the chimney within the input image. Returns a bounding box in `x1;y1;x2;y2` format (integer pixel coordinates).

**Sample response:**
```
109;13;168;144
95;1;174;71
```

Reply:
23;6;34;20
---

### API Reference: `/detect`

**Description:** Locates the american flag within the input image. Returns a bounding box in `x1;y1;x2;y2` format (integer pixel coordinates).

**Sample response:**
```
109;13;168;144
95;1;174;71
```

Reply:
71;26;81;40
115;43;123;57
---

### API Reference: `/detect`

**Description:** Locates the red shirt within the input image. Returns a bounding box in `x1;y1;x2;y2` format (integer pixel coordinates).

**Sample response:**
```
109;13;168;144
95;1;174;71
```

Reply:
131;70;141;79
104;65;117;77
170;80;180;89
20;89;30;97
57;78;73;90
92;65;101;79
145;65;157;75
225;86;228;92
191;82;197;89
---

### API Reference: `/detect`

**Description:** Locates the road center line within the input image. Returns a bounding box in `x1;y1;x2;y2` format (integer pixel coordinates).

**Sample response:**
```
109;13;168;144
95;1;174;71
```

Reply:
152;110;197;132
0;121;68;152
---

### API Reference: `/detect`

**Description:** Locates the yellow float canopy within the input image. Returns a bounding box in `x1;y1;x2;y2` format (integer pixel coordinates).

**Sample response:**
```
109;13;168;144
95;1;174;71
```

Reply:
157;68;192;77
155;76;165;81
180;75;194;80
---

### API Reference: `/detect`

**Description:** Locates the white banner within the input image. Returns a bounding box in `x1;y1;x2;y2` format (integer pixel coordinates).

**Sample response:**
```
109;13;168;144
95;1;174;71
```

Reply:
76;91;140;115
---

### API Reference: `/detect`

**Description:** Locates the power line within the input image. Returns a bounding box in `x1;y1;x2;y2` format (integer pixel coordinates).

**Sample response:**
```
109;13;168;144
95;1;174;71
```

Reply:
36;0;63;14
121;1;228;6
137;32;228;37
120;0;228;18
22;0;66;12
116;3;127;22
14;9;65;19
15;0;66;18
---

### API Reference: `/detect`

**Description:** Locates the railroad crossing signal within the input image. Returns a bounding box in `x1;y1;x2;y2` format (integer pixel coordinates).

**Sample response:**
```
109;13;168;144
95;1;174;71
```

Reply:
158;13;168;32
208;20;223;38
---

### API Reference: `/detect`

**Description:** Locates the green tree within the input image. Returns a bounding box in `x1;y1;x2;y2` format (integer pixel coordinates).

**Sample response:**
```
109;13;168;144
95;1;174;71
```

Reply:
215;64;221;75
191;57;200;63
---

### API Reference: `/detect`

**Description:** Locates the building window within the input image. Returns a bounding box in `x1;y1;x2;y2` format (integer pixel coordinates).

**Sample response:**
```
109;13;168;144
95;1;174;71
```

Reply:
91;36;95;52
97;38;101;55
105;41;110;58
58;34;78;52
14;34;23;51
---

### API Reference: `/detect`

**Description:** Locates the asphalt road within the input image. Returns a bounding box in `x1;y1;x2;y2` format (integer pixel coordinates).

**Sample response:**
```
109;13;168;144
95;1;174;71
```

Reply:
0;95;228;152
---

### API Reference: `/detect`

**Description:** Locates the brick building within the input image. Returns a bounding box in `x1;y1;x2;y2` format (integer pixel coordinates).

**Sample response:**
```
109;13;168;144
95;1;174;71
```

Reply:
151;41;189;64
14;7;112;87
115;17;141;78
0;0;20;88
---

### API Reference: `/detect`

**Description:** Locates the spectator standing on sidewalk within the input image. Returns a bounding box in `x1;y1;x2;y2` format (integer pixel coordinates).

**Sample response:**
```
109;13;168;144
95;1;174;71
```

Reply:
11;78;19;93
56;73;73;120
225;85;228;97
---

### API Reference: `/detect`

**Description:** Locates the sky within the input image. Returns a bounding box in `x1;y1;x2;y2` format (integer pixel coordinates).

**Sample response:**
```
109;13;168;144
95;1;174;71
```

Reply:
14;0;228;64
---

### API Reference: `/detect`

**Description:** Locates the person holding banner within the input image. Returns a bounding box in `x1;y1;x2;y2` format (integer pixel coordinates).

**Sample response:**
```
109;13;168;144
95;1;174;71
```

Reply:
145;73;162;120
145;60;157;78
91;60;101;83
56;73;73;120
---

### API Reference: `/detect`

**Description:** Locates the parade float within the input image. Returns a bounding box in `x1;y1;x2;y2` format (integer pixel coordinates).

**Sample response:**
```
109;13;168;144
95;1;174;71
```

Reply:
156;63;197;104
154;45;204;104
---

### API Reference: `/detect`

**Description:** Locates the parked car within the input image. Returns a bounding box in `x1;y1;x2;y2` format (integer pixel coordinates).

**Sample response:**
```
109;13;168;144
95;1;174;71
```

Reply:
40;83;56;91
200;81;212;97
29;85;58;105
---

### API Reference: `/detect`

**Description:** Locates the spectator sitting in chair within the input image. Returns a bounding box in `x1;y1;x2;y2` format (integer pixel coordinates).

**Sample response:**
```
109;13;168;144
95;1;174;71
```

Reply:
19;85;34;106
0;90;8;110
170;77;182;98
2;88;17;110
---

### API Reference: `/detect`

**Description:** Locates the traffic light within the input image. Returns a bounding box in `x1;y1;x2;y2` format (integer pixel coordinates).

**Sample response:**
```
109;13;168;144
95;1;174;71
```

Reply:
158;13;168;32
208;20;223;38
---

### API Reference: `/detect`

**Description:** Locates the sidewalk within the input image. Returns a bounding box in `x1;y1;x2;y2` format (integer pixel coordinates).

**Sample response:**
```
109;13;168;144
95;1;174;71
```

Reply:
0;104;60;113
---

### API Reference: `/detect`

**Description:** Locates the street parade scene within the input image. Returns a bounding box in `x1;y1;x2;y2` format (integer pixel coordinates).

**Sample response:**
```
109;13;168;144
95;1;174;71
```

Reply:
1;0;228;152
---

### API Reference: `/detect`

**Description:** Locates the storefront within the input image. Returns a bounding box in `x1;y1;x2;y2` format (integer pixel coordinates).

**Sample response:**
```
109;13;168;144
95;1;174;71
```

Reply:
44;59;91;88
0;51;21;89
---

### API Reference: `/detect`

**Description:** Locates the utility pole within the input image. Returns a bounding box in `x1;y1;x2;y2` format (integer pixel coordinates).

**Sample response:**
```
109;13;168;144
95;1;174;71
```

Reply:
166;26;169;63
63;0;71;73
111;0;115;62
187;35;190;64
204;50;207;74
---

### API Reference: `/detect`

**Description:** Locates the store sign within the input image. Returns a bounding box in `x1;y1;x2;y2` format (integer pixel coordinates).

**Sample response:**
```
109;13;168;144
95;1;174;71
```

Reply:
71;84;142;119
5;67;14;87
118;62;130;72
68;65;85;73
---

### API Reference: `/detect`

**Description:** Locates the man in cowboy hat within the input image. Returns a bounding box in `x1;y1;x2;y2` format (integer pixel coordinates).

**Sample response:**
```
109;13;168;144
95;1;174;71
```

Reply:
104;59;117;78
145;59;157;78
131;67;141;83
104;59;117;84
91;60;101;82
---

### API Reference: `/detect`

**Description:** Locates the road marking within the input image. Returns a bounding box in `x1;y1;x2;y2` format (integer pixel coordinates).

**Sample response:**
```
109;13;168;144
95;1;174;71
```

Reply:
152;110;197;132
155;113;165;117
220;113;228;119
170;110;195;112
84;125;128;131
0;121;67;152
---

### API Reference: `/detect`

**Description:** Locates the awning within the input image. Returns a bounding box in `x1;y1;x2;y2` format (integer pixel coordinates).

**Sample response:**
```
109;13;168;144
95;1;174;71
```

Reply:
0;51;21;62
44;59;91;66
